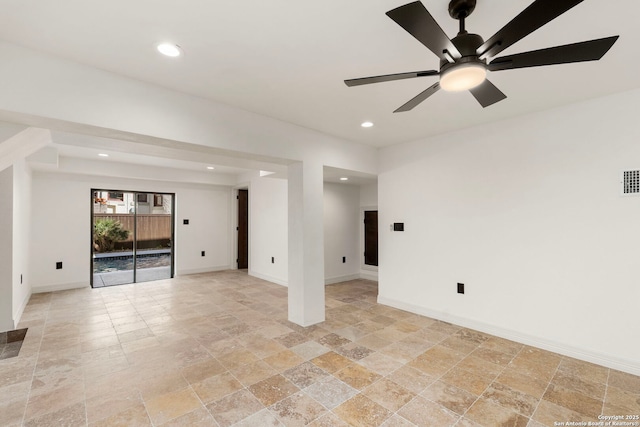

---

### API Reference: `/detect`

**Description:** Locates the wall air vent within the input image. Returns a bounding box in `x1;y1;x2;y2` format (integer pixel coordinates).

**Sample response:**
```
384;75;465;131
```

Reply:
622;170;640;196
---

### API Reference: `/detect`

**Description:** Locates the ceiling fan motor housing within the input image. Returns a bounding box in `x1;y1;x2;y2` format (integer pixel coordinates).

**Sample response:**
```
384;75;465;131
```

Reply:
440;32;487;72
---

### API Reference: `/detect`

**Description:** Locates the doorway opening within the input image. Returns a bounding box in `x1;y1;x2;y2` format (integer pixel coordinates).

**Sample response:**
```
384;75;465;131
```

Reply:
237;189;249;270
91;189;175;287
364;210;378;267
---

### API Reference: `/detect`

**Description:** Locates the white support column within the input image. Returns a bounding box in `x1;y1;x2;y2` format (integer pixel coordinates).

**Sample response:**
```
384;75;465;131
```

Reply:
0;166;14;331
288;161;325;326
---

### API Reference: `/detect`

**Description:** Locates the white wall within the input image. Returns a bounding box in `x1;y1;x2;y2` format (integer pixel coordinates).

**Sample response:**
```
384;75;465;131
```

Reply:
0;166;14;331
175;187;231;275
248;175;288;286
12;159;32;325
359;183;378;207
243;177;377;287
378;89;640;375
30;171;232;292
324;183;361;284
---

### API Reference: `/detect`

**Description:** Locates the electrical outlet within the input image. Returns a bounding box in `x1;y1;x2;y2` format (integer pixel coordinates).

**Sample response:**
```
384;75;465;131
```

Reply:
457;283;465;294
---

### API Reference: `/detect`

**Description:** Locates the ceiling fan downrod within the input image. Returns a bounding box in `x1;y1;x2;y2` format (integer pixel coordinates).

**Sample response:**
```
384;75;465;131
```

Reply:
449;0;476;34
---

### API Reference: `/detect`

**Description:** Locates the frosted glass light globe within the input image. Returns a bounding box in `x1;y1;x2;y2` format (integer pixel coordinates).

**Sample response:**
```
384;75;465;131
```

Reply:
440;64;487;92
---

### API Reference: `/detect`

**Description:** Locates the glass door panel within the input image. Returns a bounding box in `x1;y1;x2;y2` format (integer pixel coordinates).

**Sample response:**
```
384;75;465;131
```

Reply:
92;191;135;287
134;193;173;283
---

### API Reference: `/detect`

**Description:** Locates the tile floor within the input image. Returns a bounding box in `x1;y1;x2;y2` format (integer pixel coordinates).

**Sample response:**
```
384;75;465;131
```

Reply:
1;271;638;426
0;328;28;360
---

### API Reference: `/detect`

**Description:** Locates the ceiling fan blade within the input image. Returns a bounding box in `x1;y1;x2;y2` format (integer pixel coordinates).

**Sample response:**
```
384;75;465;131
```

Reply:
469;79;506;108
487;36;619;71
386;1;461;62
345;70;439;87
477;0;584;60
394;82;441;113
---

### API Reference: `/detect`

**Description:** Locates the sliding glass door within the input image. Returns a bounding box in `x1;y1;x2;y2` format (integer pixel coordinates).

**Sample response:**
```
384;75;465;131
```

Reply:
91;190;174;288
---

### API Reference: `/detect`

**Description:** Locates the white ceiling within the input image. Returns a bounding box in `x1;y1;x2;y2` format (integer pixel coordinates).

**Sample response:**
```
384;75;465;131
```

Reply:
2;0;638;149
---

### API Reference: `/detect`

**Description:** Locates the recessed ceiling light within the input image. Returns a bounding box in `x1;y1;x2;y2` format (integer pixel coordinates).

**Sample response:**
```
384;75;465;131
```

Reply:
206;166;215;170
98;153;109;157
157;43;182;57
340;177;349;181
361;121;374;128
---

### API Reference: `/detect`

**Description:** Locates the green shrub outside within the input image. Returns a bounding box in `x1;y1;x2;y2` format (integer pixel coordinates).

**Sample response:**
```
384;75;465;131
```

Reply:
93;218;130;253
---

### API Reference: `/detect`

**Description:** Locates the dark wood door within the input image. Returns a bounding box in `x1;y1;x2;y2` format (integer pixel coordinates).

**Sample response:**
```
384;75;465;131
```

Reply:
237;189;248;269
364;210;378;266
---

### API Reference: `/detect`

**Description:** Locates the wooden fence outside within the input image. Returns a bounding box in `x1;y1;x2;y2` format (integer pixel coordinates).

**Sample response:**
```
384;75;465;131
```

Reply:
93;214;172;243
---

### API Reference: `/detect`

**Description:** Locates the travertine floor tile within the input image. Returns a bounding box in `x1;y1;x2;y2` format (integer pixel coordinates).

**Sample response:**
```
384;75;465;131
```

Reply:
283;361;328;388
386;365;436;394
233;408;284;427
248;374;299;406
441;366;494;396
180;357;226;384
494;368;549;399
481;382;539;417
269;391;327;426
397;395;459;427
380;414;417;427
334;363;382;390
421;380;477;415
143;386;202;425
88;403;151;427
364;378;415;412
334;394;392;427
2;272;638;427
303;375;358;409
191;372;243;404
157;407;217;427
310;351;352;374
308;412;350;427
263;349;306;372
542;383;602;418
23;401;86;427
531;399;593;427
206;389;265;427
0;394;28;426
465;397;529;427
609;369;640;393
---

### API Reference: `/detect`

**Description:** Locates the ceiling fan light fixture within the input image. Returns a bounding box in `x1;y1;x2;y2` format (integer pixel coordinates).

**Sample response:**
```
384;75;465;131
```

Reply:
440;63;486;92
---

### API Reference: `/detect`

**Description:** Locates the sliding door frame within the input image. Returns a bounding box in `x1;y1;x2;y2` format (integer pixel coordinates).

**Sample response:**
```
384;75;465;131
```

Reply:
90;188;176;287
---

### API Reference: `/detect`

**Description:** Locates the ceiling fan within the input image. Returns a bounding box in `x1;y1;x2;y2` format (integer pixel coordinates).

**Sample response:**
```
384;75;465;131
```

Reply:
344;0;619;112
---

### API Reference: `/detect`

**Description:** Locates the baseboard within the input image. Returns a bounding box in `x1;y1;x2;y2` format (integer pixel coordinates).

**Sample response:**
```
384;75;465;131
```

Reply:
378;295;640;377
13;288;32;328
325;274;361;285
359;270;379;282
32;281;88;293
249;270;288;287
176;265;230;275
